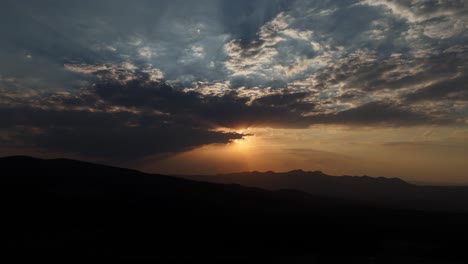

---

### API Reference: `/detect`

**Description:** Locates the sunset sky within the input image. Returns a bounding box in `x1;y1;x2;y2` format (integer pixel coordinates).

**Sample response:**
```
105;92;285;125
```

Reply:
1;0;467;184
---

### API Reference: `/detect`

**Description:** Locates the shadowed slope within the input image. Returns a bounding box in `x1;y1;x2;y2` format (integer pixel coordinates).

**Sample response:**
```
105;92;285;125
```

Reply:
3;156;468;263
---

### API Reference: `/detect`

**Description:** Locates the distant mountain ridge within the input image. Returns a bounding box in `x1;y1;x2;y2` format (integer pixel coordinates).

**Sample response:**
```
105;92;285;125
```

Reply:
179;169;468;212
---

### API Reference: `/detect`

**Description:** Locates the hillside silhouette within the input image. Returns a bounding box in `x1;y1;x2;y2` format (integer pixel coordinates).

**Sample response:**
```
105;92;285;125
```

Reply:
3;156;468;263
181;170;468;212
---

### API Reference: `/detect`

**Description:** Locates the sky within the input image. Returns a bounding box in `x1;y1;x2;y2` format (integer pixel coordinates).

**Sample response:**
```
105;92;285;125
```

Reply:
1;0;467;184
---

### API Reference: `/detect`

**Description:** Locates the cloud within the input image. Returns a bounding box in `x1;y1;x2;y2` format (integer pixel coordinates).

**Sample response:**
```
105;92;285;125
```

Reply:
382;141;438;147
1;0;467;161
1;71;447;161
89;77;317;129
405;74;468;102
310;101;450;126
64;63;164;82
0;105;244;160
86;75;447;128
360;0;468;39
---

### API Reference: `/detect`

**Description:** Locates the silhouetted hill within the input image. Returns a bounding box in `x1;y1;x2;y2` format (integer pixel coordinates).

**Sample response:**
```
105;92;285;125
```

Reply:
180;170;468;212
3;156;468;263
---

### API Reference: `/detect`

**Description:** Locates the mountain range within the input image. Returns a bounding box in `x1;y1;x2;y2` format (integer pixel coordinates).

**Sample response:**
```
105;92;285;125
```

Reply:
180;170;468;212
3;156;468;263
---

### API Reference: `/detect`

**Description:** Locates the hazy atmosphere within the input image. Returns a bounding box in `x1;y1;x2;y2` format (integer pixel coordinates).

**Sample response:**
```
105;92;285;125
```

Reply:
1;0;468;184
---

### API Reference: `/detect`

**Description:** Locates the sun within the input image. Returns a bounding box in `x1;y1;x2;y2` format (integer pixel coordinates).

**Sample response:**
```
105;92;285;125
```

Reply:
233;137;248;146
230;132;255;153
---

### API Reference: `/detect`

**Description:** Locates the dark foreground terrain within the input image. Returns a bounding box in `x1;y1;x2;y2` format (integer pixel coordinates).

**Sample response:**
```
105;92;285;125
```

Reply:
3;156;468;263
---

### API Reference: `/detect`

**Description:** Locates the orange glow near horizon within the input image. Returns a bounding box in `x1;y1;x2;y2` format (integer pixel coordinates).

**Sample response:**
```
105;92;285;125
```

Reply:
135;125;468;185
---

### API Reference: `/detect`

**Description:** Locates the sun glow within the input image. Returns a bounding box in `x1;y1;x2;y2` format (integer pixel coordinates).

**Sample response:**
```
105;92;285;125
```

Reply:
231;134;255;153
214;128;257;153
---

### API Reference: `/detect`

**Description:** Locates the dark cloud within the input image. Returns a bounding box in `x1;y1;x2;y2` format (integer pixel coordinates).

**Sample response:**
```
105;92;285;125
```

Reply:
0;106;244;160
405;74;468;102
311;101;449;126
254;92;309;107
32;125;242;159
2;73;449;160
92;79;316;129
93;78;442;129
0;74;455;161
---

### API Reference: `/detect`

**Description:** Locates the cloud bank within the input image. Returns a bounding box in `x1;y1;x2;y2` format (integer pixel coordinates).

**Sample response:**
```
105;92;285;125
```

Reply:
0;0;467;160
